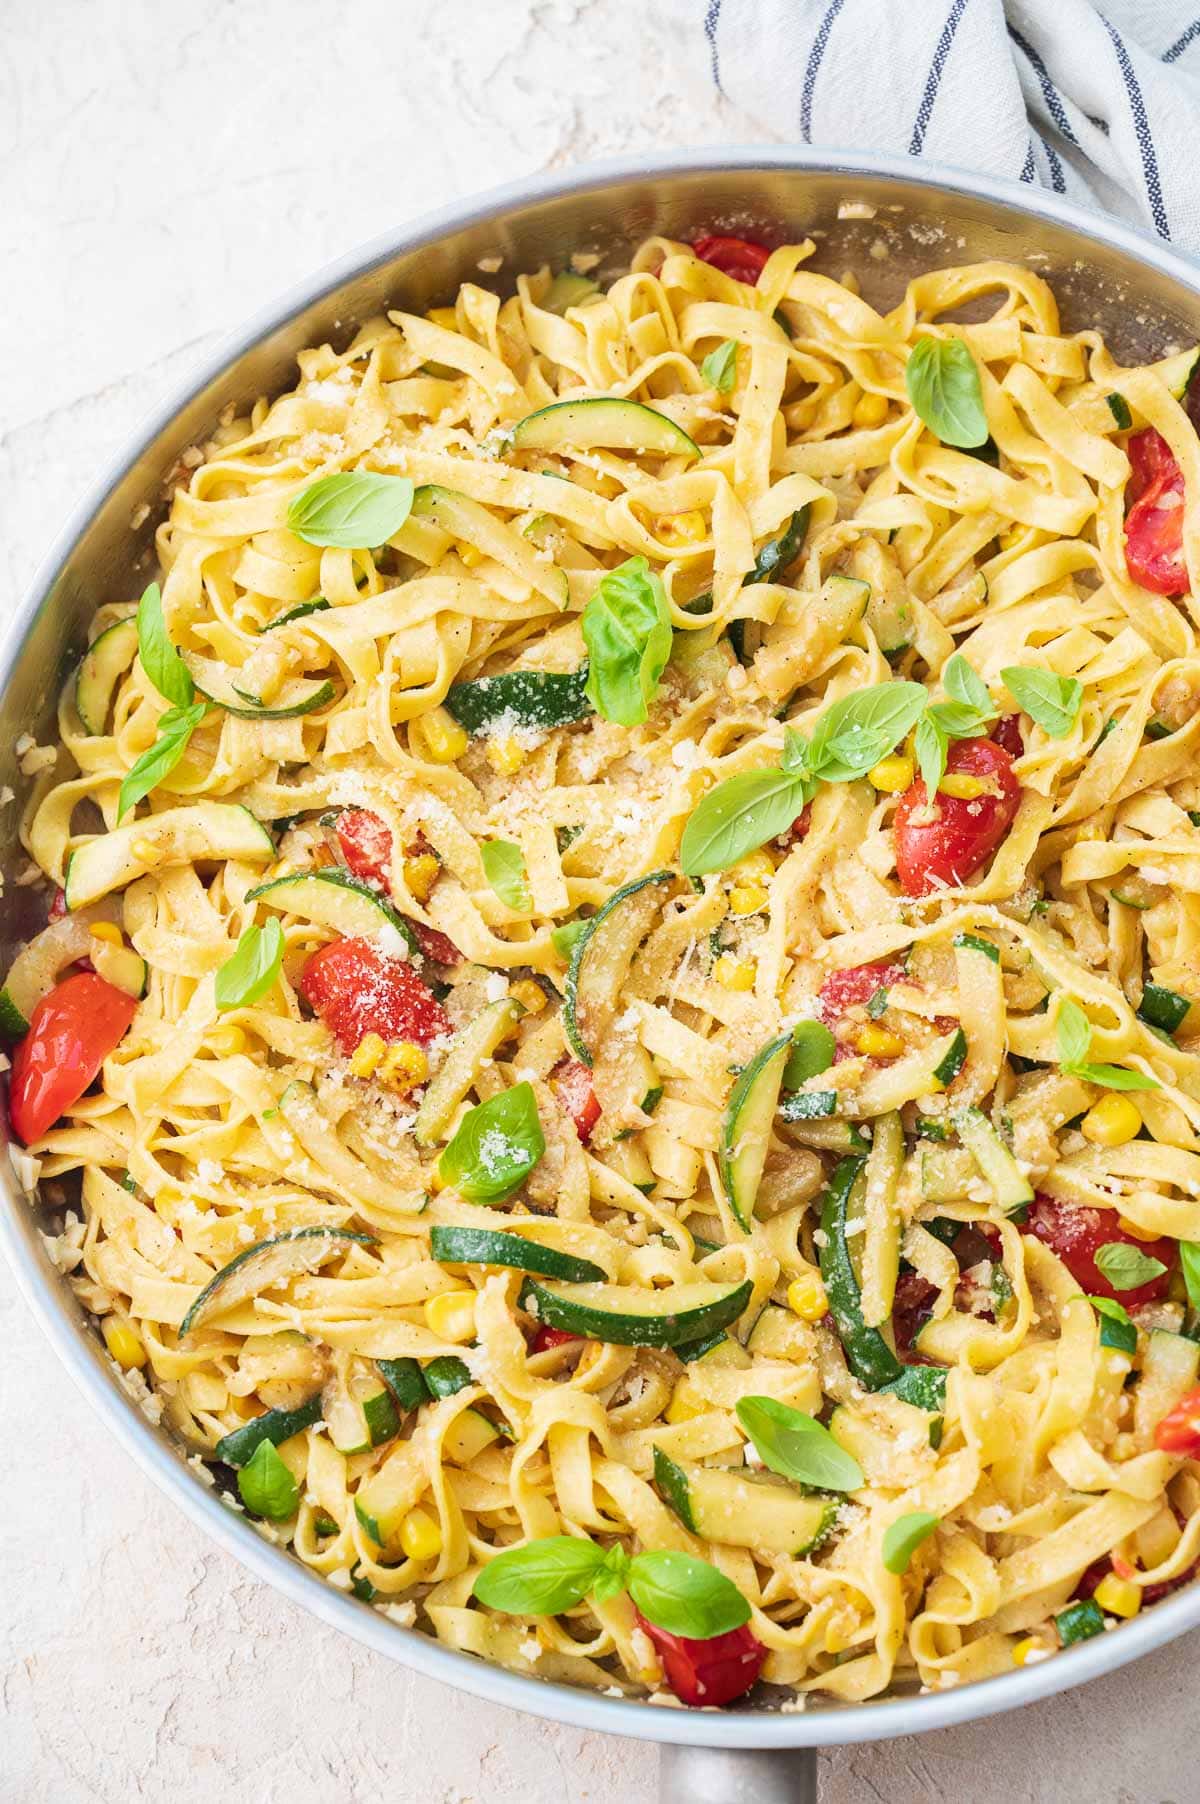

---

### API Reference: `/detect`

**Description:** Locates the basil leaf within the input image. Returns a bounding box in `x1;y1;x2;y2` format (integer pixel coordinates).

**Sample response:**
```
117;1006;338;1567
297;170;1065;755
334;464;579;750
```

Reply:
117;699;207;822
700;339;738;394
215;918;284;1012
1181;1241;1200;1313
735;1395;864;1492
627;1548;750;1639
582;557;673;727
591;1544;633;1604
551;918;590;960
1070;1061;1159;1092
780;729;810;776
482;839;532;913
783;1020;836;1088
680;770;811;877
238;1439;299;1520
1055;999;1094;1070
1087;1295;1134;1327
914;712;947;800
905;336;988;449
1094;1242;1167;1292
927;700;989;739
1000;666;1083;738
137;582;194;708
805;682;928;784
439;1081;545;1202
942;653;994;721
472;1536;606;1615
882;1510;939;1575
287;472;415;549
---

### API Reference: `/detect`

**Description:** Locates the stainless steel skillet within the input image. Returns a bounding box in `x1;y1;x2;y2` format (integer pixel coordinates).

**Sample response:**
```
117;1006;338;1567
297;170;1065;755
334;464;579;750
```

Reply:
4;147;1200;1804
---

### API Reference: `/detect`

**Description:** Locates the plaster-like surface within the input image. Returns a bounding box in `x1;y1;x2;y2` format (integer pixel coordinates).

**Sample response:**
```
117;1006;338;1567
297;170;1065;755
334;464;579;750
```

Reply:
0;3;1192;1797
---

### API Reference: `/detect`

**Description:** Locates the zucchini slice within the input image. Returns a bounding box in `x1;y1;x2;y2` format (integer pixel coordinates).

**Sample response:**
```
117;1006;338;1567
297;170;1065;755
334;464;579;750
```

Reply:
75;618;138;734
185;654;335;719
508;398;700;462
543;272;599;314
881;1363;947;1413
424;1355;474;1399
443;1407;504;1463
413;997;523;1147
1134;1328;1200;1447
246;868;420;956
89;939;149;1000
0;910;112;1037
324;1357;401;1454
179;1226;375;1337
354;1445;429;1549
443;666;591;735
743;507;811;588
953;1106;1033;1211
745;1303;811;1361
563;871;672;1065
376;1357;430;1412
267;597;331;629
778;1089;837;1122
1138;982;1193;1037
429;1225;604;1283
65;804;274;909
818;1158;903;1390
843;1027;966;1118
720;1032;791;1231
676;1331;752;1368
652;1448;836;1555
214;1394;324;1466
520;1276;752;1348
411;486;568;609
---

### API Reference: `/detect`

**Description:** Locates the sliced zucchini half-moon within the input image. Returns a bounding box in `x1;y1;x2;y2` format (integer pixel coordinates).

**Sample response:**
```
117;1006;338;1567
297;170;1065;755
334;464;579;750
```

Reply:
64;804;274;909
75;618;138;735
246;868;420;957
507;398;700;462
0;908;114;1037
411;486;568;610
720;1031;791;1232
443;666;591;735
413;998;523;1148
214;1394;324;1467
185;654;335;719
429;1225;604;1284
818;1157;903;1392
520;1276;752;1348
652;1447;837;1555
323;1356;401;1455
563;871;672;1066
179;1226;375;1337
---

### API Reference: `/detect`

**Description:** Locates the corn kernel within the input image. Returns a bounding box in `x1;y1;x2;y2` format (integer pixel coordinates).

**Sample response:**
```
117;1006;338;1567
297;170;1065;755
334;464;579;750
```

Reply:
714;954;756;991
1011;1636;1048;1667
509;978;547;1016
103;1316;147;1369
209;1023;247;1057
655;510;708;549
853;390;890;429
869;754;914;794
787;1271;829;1322
131;837;162;867
665;1378;706;1424
426;307;459;331
458;542;485;568
855;1023;905;1058
425;1289;477;1343
731;849;776;883
1094;1573;1142;1618
1081;1094;1142;1147
89;921;124;945
349;1031;387;1078
729;881;768;916
939;772;988;800
399;1506;443;1562
415;707;469;764
485;735;527;777
379;1040;429;1094
404;853;440;903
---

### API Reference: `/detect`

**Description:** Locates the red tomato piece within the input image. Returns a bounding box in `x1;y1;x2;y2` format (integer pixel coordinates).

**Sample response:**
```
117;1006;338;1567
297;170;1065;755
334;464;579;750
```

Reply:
776;803;813;852
1124;427;1188;597
817;959;907;1024
893;737;1021;896
1155;1384;1200;1457
1020;1195;1174;1307
551;1058;602;1143
300;937;450;1056
49;887;67;922
9;972;137;1144
991;713;1025;758
891;1272;938;1355
692;235;771;286
634;1610;765;1707
335;808;393;885
1142;1555;1200;1603
530;1325;581;1353
409;921;461;967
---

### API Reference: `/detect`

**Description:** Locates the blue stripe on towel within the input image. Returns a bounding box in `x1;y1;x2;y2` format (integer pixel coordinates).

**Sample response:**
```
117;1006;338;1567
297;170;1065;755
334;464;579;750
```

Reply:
1020;141;1037;183
1102;14;1170;237
704;0;724;92
1164;19;1200;63
800;0;846;142
1040;133;1067;192
910;0;970;156
1009;26;1080;143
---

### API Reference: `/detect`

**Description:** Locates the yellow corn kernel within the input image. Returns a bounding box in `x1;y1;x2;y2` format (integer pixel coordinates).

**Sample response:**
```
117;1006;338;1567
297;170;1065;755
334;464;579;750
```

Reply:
416;707;469;764
1011;1636;1049;1667
1081;1094;1142;1147
728;881;768;917
938;772;988;800
787;1271;829;1322
731;849;776;883
130;837;163;867
714;954;756;991
665;1378;706;1424
458;541;485;568
379;1040;429;1094
655;510;708;549
509;978;547;1016
853;389;890;429
349;1031;387;1078
399;1506;443;1562
855;1023;905;1058
426;306;459;331
103;1316;147;1370
425;1289;477;1343
404;853;440;903
426;1162;447;1194
1094;1573;1142;1619
869;754;914;794
485;735;527;777
88;921;124;945
209;1023;247;1057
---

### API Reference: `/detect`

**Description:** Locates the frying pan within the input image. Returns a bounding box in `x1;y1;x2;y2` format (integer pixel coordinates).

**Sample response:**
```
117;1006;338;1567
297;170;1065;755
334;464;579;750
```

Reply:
5;148;1200;1803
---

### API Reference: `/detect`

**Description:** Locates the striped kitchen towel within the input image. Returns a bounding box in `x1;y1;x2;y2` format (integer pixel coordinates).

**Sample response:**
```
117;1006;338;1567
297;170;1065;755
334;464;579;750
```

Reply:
686;0;1200;251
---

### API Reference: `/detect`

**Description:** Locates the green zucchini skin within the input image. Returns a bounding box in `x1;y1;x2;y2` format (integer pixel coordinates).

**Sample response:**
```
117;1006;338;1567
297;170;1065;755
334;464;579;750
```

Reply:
444;667;591;734
429;1224;604;1283
563;870;672;1066
881;1364;947;1412
376;1357;430;1412
423;1355;474;1399
652;1445;697;1531
1056;1599;1106;1645
778;1089;837;1121
932;1028;968;1087
519;1277;753;1349
179;1227;375;1338
215;1394;323;1466
719;1032;791;1231
507;397;700;461
742;506;811;587
1138;982;1192;1036
268;598;331;628
818;1158;903;1391
246;869;422;958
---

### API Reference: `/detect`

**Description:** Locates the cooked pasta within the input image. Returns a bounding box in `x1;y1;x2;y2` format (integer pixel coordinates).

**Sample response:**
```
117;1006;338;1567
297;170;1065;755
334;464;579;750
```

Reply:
14;230;1200;1706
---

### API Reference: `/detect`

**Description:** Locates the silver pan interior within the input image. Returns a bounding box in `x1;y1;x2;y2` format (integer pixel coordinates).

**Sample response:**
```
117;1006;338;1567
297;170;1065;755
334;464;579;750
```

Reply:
6;148;1200;1750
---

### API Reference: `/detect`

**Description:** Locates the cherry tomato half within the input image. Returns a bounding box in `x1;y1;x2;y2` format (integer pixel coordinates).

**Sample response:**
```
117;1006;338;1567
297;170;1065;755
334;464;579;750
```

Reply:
9;972;138;1145
893;737;1021;896
551;1058;602;1143
335;808;393;885
634;1610;765;1707
817;959;908;1024
300;937;450;1056
1155;1385;1200;1457
1021;1195;1174;1307
1124;427;1188;597
692;235;771;286
530;1325;581;1353
991;713;1025;758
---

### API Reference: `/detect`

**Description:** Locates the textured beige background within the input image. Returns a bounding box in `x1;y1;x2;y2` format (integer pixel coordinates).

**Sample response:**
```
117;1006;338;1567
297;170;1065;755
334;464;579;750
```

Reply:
0;3;1194;1798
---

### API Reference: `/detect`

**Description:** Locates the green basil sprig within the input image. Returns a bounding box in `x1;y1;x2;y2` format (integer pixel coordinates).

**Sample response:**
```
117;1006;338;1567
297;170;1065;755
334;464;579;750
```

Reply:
1180;1241;1200;1312
215;918;285;1012
783;1020;836;1089
881;1510;939;1575
905;336;988;449
482;839;532;913
550;918;590;961
1094;1242;1167;1292
473;1536;751;1639
287;472;415;549
914;653;997;799
439;1081;546;1202
735;1395;864;1492
700;339;739;394
1056;998;1159;1092
1001;666;1083;738
117;699;207;822
118;583;209;821
238;1439;299;1519
582;557;673;727
627;1549;750;1638
137;582;194;707
1088;1295;1135;1330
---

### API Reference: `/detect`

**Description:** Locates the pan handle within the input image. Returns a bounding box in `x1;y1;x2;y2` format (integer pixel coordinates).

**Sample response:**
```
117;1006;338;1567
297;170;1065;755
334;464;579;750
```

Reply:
658;1743;817;1804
